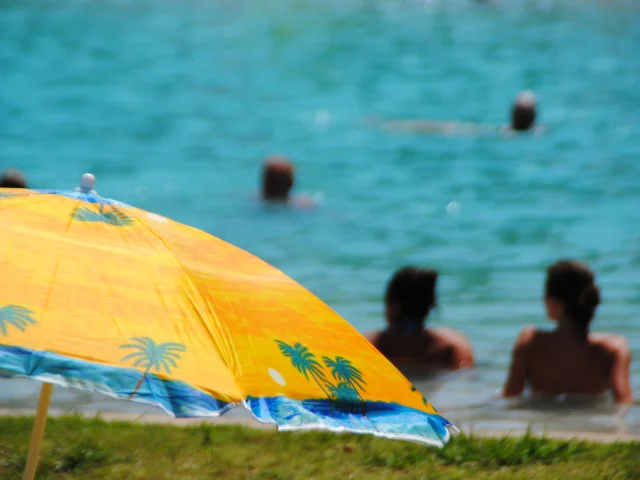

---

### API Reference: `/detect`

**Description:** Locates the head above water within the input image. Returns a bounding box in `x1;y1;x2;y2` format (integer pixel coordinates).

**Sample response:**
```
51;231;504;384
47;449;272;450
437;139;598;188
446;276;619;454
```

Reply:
384;266;438;329
544;260;600;337
510;90;537;132
261;156;295;201
0;168;27;188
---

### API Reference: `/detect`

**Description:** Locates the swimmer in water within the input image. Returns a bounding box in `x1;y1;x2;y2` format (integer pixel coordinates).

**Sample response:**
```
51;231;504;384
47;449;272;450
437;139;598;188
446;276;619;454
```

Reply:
259;156;314;208
502;90;544;134
261;156;294;202
372;90;543;136
0;168;27;188
365;266;474;374
503;260;632;404
511;90;537;131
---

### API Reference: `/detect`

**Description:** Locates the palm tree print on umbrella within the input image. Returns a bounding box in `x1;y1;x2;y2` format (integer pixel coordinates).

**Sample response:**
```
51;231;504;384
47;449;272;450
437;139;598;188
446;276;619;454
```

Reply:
327;382;360;403
71;202;133;226
275;340;333;401
120;337;186;398
323;356;366;394
0;305;36;336
275;340;372;417
323;356;367;413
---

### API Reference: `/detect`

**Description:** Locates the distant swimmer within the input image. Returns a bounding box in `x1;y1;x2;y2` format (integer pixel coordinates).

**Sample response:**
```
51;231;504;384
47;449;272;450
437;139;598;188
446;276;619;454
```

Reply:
371;90;544;137
502;90;545;135
0;168;27;188
511;90;537;131
259;156;314;208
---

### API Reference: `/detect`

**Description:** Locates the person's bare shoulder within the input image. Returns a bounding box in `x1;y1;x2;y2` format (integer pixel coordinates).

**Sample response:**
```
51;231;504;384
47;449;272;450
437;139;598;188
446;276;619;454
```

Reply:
506;325;537;369
431;327;475;368
431;327;471;346
515;324;538;348
502;325;537;398
591;332;632;404
591;333;631;357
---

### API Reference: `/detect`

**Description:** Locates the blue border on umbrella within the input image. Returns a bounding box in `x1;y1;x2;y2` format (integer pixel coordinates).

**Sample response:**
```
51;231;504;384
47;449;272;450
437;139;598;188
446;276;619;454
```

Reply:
0;345;453;447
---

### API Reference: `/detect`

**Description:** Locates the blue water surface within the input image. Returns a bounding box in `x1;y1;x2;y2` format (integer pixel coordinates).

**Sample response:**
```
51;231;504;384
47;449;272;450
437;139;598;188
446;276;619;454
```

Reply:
1;0;639;434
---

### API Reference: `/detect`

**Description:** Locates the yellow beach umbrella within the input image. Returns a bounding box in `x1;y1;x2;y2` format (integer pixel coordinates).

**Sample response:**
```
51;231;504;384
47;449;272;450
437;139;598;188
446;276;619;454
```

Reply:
0;177;455;480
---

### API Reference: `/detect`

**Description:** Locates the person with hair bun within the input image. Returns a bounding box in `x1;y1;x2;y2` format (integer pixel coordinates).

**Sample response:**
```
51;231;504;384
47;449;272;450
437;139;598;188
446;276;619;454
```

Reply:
366;266;474;374
503;260;632;404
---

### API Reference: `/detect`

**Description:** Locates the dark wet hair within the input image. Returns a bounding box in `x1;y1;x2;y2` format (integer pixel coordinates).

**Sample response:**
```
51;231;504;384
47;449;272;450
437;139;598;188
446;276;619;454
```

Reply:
261;156;294;200
511;103;536;131
384;266;438;325
0;169;27;188
545;260;600;337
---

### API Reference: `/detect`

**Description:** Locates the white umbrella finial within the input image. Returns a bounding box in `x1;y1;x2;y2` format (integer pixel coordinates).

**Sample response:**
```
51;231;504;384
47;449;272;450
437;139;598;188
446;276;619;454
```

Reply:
80;173;95;190
74;173;98;195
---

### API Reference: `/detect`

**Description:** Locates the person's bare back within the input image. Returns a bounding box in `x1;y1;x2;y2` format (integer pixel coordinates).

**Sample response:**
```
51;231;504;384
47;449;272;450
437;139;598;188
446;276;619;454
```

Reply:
529;330;611;395
503;260;633;405
504;326;631;402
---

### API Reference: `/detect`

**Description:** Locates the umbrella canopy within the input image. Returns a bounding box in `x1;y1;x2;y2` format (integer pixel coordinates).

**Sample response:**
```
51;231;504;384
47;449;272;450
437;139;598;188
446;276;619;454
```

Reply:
0;182;455;476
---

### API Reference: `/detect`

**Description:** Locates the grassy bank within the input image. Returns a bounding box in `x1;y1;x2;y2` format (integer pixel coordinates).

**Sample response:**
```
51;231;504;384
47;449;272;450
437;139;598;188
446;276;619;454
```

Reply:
0;416;638;479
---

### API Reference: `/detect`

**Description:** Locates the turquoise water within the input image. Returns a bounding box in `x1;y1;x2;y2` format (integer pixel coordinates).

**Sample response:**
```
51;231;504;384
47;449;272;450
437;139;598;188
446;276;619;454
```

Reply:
1;0;639;434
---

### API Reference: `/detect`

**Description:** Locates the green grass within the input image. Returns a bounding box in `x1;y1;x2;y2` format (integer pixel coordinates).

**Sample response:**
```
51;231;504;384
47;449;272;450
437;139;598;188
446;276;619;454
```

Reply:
0;415;638;479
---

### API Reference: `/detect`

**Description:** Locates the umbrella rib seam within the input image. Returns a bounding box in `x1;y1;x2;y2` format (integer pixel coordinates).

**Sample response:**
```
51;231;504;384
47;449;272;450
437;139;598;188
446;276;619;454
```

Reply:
130;215;245;398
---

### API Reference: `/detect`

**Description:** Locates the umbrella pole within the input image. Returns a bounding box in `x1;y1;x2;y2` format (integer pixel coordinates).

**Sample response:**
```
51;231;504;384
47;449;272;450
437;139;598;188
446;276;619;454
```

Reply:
23;383;53;480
